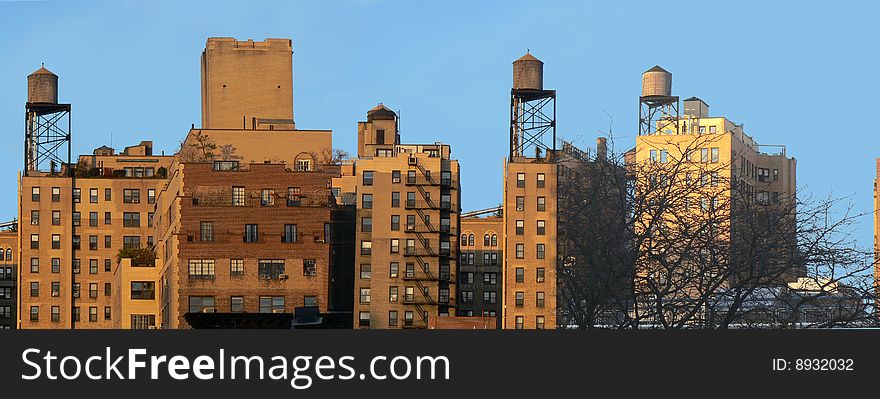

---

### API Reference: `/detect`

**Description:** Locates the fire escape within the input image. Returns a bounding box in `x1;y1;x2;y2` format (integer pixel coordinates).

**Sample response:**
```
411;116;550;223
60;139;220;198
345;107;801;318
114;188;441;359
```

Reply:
402;155;455;327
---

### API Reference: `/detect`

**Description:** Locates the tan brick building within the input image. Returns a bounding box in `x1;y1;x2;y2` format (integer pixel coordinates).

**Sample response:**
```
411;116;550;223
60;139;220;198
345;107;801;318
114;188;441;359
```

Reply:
336;104;461;329
18;141;173;328
201;37;295;130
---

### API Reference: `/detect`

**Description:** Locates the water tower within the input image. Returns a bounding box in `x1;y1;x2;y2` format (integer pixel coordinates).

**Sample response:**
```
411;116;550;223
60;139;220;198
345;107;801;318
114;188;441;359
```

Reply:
25;64;71;175
510;51;555;158
638;65;678;136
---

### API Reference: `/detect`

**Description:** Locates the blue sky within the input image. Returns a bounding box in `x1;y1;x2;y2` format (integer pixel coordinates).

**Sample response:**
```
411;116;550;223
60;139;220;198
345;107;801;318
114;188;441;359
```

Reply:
0;0;878;247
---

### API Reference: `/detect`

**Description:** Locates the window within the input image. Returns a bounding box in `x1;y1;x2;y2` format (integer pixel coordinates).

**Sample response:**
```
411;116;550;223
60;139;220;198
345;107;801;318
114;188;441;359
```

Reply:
388;311;398;327
123;189;140;203
392;170;401;184
90;188;98;203
461;272;474;284
258;259;285;280
461;291;474;303
52;258;60;273
30;234;39;249
105;283;111;296
296;159;311;171
131;281;155;299
30;258;39;273
390;239;399;253
74;188;82;203
391;192;400;207
260;296;286;313
516;244;524;259
131;315;156;329
361;241;372;255
362;194;373;209
439;288;450;303
537;173;545;188
515;220;524;235
483;291;496;304
31;210;39;225
359;288;371;304
711;147;719;163
224;296;242;313
389;286;398;302
89;259;98;274
213;161;239;171
230;259;244;276
404;286;415;302
303;259;317;276
30;282;39;297
701;148;709;163
104;212;112;225
105;307;112;320
104;259;112;272
516;196;524;211
404;311;414;327
232;187;245;206
537;268;545;283
73;235;81;250
244;224;259;243
148;189;156;204
361;217;372;233
261;189;275;206
649;149;658;162
390;263;399;278
406;170;416;184
391;215;400;231
123;236;140;249
516;267;524;283
363;171;374;186
89;212;98;227
200;221;214;242
537;292;545;308
406;215;416;231
30;306;39;321
32;187;40;202
188;259;215;279
515;316;524;329
516;173;525;188
491;234;498;246
537;196;546;211
359;312;371;327
89;235;98;250
405;192;416;208
52;234;61;249
122;212;141;229
484;272;497;285
73;212;80;226
536;316;545;329
536;243;545;259
88;283;98;298
104;188;111;201
515;291;524;307
537;220;546;235
360;264;371;279
405;263;415;279
287;187;302;206
283;224;297;243
440;194;451;209
304;296;317;307
440;171;451;186
52;210;61;225
188;296;215;313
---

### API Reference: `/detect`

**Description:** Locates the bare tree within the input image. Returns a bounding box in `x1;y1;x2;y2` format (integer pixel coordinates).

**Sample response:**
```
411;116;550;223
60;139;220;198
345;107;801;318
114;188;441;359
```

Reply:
555;132;875;329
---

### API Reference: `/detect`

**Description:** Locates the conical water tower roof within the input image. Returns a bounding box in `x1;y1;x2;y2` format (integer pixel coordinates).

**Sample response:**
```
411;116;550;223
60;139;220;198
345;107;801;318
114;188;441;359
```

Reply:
644;65;669;74
29;64;57;77
515;52;542;63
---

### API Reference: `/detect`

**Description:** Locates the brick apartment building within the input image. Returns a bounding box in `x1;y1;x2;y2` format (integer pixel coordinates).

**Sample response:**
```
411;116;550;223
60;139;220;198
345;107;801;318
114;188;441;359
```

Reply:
0;230;15;329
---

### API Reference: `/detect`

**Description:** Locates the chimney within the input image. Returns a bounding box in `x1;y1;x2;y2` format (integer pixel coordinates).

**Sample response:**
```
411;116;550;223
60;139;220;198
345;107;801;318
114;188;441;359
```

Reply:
596;137;607;160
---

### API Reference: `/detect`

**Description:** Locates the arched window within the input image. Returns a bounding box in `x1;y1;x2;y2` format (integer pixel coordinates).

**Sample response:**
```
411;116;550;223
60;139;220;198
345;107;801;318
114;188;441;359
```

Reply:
4;248;10;261
491;234;498;247
483;234;490;246
468;234;474;247
460;234;468;247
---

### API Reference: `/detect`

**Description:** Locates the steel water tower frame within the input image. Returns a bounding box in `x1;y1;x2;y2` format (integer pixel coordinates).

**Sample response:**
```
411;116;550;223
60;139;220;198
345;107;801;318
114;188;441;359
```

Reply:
25;65;71;176
510;51;556;158
638;65;678;136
